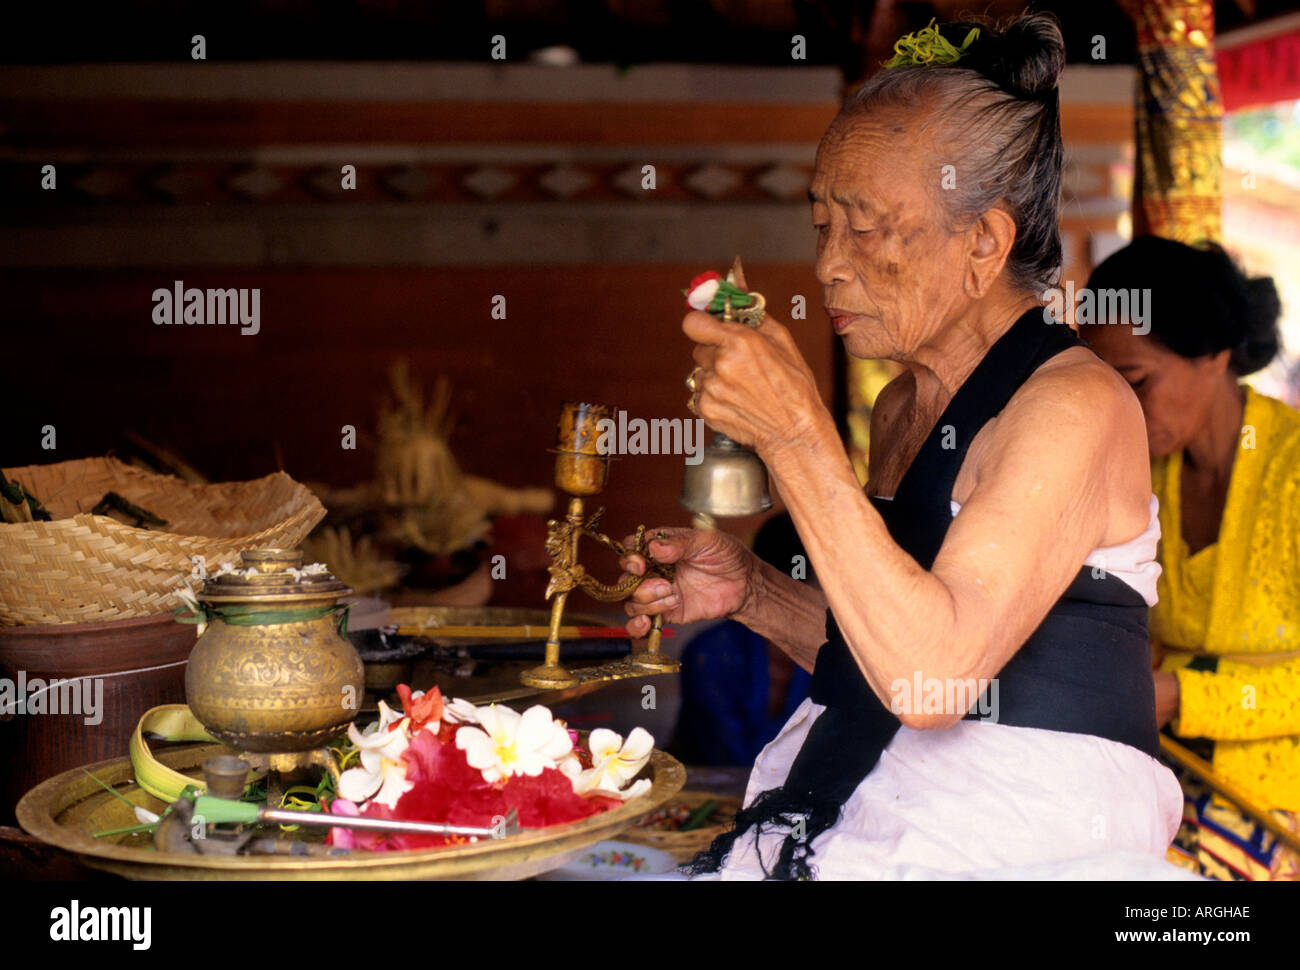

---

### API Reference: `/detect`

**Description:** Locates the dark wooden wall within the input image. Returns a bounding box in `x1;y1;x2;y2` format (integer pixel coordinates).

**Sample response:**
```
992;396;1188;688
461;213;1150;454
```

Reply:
3;263;832;538
1;61;1134;555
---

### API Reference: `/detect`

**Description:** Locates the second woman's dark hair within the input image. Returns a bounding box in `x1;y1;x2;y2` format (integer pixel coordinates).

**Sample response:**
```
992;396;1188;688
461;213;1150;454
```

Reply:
1087;235;1282;375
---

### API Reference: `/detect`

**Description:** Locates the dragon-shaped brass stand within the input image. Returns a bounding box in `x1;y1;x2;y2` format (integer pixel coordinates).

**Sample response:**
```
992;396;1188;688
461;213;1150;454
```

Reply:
521;402;681;690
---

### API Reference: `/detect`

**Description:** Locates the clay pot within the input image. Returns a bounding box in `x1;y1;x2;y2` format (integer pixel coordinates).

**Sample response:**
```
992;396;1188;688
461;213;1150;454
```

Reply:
0;613;194;822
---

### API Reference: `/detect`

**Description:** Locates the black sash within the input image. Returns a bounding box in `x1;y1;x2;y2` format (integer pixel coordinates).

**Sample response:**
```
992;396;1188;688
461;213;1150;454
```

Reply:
686;309;1157;880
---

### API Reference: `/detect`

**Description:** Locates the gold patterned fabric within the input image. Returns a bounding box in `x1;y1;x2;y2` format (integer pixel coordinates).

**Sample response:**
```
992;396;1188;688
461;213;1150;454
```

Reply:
845;356;898;486
1151;386;1300;812
1167;768;1300;880
1120;0;1223;243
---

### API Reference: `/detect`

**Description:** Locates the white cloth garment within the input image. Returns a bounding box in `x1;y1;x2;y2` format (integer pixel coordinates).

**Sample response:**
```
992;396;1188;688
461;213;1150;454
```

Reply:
706;493;1180;880
712;703;1186;880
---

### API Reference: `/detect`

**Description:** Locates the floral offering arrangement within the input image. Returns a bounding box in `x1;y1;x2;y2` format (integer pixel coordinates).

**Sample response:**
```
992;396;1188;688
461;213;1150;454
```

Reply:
882;18;980;68
327;684;654;851
683;271;754;314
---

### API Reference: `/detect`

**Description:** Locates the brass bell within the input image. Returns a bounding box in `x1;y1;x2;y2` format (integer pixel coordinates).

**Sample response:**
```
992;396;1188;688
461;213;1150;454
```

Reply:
679;432;773;518
680;258;774;521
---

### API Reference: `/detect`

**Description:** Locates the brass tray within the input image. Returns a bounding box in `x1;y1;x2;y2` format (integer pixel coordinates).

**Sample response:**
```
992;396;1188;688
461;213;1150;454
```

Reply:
17;741;685;881
386;605;643;706
384;605;609;641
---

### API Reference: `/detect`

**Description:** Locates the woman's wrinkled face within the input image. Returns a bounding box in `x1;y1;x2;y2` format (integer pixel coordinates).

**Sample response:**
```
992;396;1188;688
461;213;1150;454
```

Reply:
810;112;969;361
1082;323;1228;459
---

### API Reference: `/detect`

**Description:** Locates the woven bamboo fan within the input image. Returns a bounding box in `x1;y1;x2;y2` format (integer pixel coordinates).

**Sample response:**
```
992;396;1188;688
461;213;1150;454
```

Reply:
0;457;326;626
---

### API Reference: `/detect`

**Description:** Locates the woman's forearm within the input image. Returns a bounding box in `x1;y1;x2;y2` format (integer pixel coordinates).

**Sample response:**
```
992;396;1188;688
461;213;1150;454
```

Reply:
731;558;828;673
765;411;962;710
764;374;1131;732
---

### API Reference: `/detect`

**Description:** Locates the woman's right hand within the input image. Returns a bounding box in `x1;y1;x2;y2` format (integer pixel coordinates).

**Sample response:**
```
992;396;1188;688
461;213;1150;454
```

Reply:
618;527;758;638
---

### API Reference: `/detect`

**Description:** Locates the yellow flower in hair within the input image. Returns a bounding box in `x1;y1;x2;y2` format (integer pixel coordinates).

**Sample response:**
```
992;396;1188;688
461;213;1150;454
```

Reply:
884;18;980;69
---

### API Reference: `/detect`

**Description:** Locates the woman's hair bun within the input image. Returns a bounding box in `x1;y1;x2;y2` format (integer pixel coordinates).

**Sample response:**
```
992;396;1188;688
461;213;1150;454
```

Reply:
1233;274;1283;375
1087;236;1283;376
941;12;1065;99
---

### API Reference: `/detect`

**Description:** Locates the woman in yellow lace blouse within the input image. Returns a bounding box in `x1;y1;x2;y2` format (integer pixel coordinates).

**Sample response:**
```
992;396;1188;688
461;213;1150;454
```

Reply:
1085;236;1297;880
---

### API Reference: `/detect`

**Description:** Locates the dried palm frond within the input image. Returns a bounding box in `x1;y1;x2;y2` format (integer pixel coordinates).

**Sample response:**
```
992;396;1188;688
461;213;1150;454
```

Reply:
309;362;554;567
302;525;404;596
462;475;552;519
376;361;460;507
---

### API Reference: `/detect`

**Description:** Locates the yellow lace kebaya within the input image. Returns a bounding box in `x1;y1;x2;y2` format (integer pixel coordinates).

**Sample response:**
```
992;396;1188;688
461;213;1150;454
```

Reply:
1152;385;1300;811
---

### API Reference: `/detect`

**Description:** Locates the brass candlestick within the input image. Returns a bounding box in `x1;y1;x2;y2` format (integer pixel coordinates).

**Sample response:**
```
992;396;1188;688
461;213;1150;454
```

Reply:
522;402;680;689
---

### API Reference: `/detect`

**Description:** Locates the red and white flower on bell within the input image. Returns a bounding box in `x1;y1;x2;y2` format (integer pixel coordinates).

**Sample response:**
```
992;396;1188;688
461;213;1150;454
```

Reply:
337;700;414;808
685;271;723;311
570;727;654;800
455;704;573;784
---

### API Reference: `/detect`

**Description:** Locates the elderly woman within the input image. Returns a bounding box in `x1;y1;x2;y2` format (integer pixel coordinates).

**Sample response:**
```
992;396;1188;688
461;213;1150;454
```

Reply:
620;13;1182;880
1083;237;1299;881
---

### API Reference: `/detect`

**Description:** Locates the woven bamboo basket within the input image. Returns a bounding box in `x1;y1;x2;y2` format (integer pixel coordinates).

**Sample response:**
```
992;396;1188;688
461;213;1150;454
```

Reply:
621;790;743;863
0;457;326;626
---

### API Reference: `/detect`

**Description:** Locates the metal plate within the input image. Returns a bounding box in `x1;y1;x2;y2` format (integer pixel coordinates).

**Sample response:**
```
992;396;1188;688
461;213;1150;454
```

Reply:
16;740;685;881
384;605;608;643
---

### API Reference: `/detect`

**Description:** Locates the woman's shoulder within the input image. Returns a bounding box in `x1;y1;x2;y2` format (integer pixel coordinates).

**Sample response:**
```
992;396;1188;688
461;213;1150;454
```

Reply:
1002;345;1144;444
962;345;1151;538
1245;385;1300;444
1239;387;1300;524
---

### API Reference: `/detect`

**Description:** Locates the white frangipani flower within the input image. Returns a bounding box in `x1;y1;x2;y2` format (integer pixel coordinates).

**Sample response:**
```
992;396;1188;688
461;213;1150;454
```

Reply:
337;701;414;808
455;704;572;783
572;727;654;800
443;697;481;725
337;759;412;809
557;753;583;784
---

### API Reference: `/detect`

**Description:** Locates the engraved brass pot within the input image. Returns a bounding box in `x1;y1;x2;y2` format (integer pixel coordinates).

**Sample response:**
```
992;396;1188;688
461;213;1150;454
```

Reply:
184;549;364;753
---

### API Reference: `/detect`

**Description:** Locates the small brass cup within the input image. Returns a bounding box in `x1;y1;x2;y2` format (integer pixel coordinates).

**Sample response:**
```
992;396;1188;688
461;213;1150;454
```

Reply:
203;756;251;801
552;401;611;496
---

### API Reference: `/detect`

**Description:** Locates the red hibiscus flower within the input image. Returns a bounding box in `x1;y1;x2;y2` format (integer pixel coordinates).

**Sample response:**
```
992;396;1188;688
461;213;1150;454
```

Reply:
396;683;444;734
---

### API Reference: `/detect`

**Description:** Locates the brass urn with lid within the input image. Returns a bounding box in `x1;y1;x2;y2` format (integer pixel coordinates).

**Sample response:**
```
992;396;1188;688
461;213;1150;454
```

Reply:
184;548;364;754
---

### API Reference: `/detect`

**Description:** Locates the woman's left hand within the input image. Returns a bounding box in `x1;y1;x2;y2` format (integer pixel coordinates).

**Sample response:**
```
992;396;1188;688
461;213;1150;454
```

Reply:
1153;670;1180;728
685;306;825;459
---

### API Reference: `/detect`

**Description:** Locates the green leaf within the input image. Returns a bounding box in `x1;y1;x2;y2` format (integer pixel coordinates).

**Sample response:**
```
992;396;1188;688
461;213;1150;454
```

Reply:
93;822;159;839
81;767;140;809
193;794;260;825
